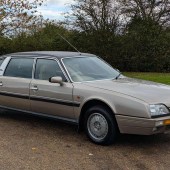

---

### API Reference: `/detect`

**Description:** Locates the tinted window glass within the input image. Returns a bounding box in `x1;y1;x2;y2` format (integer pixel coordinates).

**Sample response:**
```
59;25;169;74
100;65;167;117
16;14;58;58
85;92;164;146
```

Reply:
35;59;66;81
4;58;34;78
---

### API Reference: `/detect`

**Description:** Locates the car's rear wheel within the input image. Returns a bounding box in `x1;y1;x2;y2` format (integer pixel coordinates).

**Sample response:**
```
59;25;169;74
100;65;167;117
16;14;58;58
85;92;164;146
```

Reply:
84;105;118;145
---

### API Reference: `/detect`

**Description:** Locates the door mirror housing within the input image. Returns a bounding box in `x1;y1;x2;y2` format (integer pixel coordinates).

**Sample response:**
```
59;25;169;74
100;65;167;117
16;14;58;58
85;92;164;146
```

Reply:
49;76;63;86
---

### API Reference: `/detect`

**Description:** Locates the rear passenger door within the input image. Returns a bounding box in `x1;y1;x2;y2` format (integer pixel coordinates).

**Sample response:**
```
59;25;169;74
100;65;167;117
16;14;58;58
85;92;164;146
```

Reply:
30;58;75;119
0;57;34;111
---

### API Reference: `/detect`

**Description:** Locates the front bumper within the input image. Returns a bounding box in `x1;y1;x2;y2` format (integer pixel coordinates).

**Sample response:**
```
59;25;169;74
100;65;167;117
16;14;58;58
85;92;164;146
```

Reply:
116;115;170;135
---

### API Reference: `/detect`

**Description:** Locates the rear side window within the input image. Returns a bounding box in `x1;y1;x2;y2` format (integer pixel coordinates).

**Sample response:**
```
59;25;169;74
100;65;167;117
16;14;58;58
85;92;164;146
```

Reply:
4;58;34;78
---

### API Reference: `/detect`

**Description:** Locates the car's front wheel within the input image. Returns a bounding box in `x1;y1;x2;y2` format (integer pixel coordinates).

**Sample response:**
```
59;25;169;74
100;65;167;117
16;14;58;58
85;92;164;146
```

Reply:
84;105;118;145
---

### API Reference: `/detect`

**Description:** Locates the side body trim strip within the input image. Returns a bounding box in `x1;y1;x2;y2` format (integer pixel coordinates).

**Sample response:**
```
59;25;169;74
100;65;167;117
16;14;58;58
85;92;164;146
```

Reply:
0;92;80;107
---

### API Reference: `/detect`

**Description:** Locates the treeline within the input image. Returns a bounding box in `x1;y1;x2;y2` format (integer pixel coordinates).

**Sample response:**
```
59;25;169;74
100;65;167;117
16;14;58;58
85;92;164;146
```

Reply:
0;0;170;72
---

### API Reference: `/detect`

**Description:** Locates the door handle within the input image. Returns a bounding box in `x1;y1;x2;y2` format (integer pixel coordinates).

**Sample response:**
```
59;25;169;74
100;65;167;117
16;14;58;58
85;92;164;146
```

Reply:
0;82;3;86
30;86;38;91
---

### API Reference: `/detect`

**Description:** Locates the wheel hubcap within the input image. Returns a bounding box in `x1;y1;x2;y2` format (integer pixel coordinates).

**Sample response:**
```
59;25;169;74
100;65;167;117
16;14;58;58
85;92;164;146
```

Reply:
87;113;108;141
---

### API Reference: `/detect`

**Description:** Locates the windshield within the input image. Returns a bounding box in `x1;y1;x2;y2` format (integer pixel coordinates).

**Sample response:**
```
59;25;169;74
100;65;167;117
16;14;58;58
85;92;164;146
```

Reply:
62;56;120;82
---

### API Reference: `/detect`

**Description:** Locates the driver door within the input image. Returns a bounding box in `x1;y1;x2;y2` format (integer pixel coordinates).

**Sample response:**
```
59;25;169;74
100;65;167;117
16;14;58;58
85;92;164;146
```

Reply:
30;58;75;119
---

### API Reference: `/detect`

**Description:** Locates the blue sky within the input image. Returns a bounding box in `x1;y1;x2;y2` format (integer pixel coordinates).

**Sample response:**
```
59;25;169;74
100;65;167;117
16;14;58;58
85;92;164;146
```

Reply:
37;0;74;20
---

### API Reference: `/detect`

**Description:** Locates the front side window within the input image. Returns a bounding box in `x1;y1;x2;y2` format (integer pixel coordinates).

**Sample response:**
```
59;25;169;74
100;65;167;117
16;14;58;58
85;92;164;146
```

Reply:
62;56;119;82
35;59;66;81
4;58;34;78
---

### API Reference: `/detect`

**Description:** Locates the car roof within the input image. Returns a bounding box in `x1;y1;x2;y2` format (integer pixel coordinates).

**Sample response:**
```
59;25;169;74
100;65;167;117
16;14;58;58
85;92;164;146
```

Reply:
5;51;96;59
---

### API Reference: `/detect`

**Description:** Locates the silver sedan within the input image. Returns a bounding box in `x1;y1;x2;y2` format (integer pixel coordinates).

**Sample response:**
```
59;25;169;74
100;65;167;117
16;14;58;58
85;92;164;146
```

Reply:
0;51;170;145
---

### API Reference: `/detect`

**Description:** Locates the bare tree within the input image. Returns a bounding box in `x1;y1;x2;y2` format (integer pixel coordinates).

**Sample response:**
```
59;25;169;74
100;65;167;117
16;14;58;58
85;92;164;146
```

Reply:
119;0;170;27
67;0;122;34
0;0;45;36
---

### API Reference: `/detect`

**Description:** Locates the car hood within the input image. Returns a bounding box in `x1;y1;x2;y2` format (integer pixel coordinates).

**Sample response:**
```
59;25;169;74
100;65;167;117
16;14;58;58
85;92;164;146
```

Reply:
83;77;170;105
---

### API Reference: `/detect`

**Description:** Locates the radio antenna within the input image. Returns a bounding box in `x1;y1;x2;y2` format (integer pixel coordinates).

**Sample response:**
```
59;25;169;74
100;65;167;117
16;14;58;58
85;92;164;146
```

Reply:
57;33;81;54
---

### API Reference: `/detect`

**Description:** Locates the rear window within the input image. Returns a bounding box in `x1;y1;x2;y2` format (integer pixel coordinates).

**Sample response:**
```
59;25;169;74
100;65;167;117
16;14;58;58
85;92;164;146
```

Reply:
4;58;34;79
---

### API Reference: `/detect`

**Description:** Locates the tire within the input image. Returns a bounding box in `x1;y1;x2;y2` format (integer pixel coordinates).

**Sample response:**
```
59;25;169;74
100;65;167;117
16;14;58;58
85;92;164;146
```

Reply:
84;105;119;145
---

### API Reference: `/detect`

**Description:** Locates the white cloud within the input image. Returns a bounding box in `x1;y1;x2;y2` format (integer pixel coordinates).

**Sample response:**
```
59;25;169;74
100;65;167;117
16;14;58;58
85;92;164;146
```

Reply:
37;0;75;19
37;9;65;20
46;0;74;7
38;9;63;18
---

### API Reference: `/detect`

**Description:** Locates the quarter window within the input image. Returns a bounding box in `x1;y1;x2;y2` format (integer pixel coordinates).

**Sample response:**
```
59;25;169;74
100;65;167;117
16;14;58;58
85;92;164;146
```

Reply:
4;58;34;78
35;59;66;81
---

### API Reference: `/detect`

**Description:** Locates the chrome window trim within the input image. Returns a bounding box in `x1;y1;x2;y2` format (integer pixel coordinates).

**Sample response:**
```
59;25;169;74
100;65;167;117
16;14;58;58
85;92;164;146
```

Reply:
32;58;37;79
61;56;120;84
0;57;11;76
32;57;70;82
0;56;70;82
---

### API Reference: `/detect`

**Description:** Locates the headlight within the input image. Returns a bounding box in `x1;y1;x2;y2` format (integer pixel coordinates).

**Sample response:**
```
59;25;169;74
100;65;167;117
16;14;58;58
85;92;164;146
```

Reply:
149;104;169;117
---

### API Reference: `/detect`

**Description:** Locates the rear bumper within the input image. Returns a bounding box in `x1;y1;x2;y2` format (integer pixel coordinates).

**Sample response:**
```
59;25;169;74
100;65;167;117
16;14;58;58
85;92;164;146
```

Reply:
116;115;170;135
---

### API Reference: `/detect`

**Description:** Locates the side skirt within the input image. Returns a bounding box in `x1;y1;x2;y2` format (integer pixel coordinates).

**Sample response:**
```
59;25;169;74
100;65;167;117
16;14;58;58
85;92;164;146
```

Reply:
0;105;78;125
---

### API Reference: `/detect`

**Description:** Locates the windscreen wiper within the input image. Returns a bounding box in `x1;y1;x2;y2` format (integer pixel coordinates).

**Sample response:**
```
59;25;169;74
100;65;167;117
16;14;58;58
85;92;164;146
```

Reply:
115;73;121;80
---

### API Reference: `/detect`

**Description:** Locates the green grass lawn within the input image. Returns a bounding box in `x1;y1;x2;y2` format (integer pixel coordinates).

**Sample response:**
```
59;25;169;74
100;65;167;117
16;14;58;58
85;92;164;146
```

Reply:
124;72;170;85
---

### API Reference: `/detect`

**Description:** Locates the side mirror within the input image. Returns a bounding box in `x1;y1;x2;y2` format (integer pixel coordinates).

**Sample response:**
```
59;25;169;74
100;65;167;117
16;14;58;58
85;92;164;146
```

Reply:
49;76;63;86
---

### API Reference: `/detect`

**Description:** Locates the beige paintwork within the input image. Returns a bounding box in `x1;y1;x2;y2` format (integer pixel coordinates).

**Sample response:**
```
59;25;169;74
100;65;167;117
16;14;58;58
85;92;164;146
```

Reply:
0;76;31;110
30;79;75;119
0;52;170;136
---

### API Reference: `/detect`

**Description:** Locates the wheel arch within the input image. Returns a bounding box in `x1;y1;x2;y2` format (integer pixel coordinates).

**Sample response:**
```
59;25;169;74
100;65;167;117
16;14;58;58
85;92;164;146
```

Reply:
78;99;117;131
